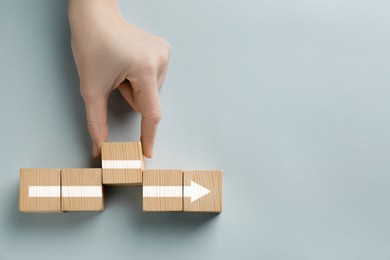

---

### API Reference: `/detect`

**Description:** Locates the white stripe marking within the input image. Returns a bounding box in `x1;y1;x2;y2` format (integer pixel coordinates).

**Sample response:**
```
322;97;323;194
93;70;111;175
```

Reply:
143;181;211;202
102;160;142;169
28;186;103;198
143;186;182;197
62;186;103;197
29;186;60;197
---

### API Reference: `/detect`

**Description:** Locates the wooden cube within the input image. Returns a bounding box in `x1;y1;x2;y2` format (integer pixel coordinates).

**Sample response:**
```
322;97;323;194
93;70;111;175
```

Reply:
102;142;144;185
19;168;61;213
61;168;104;211
143;169;183;211
183;170;222;212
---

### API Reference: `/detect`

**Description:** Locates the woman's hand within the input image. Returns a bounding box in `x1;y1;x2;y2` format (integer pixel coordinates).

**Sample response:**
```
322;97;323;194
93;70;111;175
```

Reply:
68;0;171;158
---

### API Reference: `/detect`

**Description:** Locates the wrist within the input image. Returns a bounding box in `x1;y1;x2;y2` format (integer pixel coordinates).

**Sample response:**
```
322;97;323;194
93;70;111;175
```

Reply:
68;0;121;27
68;0;119;11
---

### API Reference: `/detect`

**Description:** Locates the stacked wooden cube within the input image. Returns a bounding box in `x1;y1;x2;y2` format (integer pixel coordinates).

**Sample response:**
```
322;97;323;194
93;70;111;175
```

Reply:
19;142;222;213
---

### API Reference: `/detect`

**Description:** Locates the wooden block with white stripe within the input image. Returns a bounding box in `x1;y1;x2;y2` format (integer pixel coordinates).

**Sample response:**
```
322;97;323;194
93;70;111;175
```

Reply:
143;169;183;211
102;142;144;185
61;168;104;211
19;168;61;213
183;170;222;213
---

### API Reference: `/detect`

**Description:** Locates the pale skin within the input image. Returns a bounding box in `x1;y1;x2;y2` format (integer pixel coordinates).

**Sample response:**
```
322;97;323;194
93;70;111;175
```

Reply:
68;0;171;158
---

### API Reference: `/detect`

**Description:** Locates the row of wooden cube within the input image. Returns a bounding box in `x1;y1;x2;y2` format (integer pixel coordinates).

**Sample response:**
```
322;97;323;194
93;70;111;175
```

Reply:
19;168;104;212
20;142;222;213
143;169;222;212
19;168;222;213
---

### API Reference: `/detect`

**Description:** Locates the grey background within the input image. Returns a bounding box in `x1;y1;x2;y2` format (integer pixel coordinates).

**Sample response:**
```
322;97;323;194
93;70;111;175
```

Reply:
0;0;389;259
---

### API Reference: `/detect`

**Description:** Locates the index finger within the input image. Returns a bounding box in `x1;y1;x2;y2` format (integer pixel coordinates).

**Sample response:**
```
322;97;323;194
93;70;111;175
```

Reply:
132;76;162;158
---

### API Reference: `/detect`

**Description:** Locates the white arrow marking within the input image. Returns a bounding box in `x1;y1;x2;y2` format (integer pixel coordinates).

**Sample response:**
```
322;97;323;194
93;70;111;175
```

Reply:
143;181;211;203
28;186;102;198
184;181;211;202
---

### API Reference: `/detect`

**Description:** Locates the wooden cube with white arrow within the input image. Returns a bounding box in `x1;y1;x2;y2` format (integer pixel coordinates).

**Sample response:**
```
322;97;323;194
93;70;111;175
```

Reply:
183;170;222;212
143;169;223;212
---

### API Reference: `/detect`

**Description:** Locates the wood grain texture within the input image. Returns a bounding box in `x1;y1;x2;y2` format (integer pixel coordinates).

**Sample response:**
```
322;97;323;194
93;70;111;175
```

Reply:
61;168;104;211
143;169;183;211
101;142;144;185
19;168;61;213
183;170;222;212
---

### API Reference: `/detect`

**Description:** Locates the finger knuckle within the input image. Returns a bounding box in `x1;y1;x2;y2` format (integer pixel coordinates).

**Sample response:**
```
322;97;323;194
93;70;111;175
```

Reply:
87;120;108;141
80;85;95;101
142;59;157;75
159;51;170;67
79;83;88;97
160;41;171;65
146;111;162;124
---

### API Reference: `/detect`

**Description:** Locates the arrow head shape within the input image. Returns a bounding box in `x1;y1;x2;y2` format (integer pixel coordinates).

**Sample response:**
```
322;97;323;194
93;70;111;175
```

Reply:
184;181;211;202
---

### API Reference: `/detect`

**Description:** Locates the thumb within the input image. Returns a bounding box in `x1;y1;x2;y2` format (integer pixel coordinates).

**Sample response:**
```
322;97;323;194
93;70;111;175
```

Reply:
81;90;109;158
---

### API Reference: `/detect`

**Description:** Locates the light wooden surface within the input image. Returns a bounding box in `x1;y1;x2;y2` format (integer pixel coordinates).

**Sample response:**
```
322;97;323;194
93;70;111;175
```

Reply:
183;170;222;212
101;142;144;185
19;168;61;213
61;168;104;211
143;169;183;211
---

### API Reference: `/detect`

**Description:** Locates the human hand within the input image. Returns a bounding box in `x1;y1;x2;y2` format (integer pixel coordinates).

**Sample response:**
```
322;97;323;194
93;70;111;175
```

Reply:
68;0;171;158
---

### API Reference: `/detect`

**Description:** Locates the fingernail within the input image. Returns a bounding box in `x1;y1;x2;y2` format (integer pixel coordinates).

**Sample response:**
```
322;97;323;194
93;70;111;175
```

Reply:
92;142;98;157
144;149;153;158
